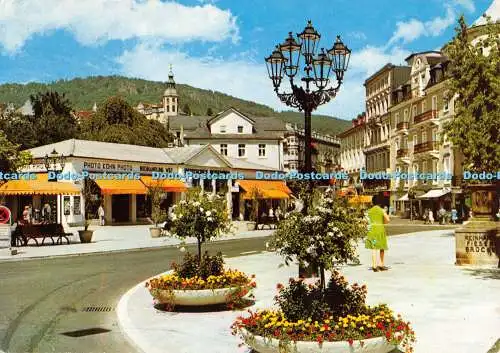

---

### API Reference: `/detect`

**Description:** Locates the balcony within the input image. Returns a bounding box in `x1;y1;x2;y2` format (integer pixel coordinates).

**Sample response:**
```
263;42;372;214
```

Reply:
413;110;438;125
397;148;408;158
396;121;409;131
414;141;439;154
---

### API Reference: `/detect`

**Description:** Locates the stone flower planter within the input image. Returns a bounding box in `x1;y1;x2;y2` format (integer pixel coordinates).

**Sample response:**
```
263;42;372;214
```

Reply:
152;287;242;306
78;230;94;243
149;227;162;238
241;328;397;353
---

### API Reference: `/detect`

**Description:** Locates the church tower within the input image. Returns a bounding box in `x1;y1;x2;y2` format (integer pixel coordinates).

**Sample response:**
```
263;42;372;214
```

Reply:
162;65;178;130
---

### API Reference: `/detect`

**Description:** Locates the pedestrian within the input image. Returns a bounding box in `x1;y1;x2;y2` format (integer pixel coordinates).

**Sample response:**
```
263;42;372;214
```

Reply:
98;204;105;226
451;208;458;224
42;203;51;223
365;194;390;272
428;209;434;224
22;205;31;224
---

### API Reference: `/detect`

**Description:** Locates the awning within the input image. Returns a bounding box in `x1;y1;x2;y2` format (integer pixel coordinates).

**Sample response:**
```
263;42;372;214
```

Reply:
348;195;373;204
417;188;450;199
140;176;188;193
238;180;292;199
398;193;409;201
0;173;80;195
94;179;147;195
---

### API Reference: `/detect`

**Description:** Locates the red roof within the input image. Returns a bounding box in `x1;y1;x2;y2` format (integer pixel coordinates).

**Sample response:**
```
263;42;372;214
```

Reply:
75;111;94;120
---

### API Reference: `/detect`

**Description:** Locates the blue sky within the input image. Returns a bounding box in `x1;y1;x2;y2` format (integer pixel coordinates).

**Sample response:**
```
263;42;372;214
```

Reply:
0;0;497;119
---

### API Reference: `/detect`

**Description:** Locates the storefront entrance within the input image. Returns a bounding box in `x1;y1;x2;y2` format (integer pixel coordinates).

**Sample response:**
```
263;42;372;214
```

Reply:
112;195;130;222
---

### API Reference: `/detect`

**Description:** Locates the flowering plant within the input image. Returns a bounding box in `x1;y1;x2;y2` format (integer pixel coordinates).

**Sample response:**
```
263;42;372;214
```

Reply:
231;273;415;352
146;269;256;291
271;189;367;288
231;306;415;351
167;191;232;261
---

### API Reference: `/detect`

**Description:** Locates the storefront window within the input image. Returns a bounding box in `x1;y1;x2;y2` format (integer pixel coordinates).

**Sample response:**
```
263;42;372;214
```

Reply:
63;196;71;216
73;196;81;215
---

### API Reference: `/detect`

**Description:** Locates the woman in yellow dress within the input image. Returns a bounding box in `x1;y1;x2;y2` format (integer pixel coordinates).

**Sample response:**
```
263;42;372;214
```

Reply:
365;194;390;272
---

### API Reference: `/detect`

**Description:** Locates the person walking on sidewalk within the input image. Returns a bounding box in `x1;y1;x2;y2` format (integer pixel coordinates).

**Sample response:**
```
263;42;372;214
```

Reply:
98;204;105;226
365;194;390;272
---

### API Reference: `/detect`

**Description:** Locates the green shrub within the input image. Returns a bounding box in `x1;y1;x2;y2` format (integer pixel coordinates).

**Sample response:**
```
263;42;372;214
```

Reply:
172;251;224;279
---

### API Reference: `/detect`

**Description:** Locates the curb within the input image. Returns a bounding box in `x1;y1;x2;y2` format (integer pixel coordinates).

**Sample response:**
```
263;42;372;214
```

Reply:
116;278;149;353
0;234;273;263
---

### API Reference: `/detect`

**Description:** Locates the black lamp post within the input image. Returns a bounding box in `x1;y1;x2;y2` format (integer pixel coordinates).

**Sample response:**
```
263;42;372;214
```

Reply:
265;20;351;174
44;148;66;179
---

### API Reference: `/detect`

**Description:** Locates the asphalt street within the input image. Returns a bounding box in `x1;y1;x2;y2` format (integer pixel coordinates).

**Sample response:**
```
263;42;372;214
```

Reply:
0;236;270;353
0;223;456;353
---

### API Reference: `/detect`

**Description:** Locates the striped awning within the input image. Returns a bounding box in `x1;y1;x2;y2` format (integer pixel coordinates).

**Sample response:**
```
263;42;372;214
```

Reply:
94;179;147;195
238;180;292;200
348;195;373;204
0;173;80;195
140;176;187;193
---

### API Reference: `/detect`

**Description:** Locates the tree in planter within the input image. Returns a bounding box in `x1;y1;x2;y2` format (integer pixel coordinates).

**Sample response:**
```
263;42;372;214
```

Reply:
271;188;367;289
147;183;167;228
168;191;232;264
444;16;500;173
82;179;100;232
248;187;263;224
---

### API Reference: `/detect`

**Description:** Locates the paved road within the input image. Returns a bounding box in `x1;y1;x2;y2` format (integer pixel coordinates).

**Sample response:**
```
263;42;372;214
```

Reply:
0;223;456;353
0;237;270;353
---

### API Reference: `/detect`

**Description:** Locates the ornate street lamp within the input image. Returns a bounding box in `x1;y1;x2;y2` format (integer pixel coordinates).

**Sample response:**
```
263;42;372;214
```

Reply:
265;20;351;174
44;148;66;178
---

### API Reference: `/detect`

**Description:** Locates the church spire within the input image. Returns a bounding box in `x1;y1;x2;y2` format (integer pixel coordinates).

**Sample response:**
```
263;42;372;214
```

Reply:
167;64;176;89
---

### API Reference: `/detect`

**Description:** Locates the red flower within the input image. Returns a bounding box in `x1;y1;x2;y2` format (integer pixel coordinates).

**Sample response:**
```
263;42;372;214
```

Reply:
276;283;284;290
347;338;353;346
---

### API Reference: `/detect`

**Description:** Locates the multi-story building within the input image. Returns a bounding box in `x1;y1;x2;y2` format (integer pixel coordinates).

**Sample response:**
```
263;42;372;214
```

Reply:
283;123;340;173
363;64;411;203
338;113;367;186
169;107;286;171
136;67;179;127
389;51;464;217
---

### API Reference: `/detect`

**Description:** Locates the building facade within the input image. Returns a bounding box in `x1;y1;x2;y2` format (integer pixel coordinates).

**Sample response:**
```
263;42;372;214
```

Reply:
136;68;179;127
363;64;411;202
283;123;340;173
338;113;367;186
389;51;464;217
1;139;290;227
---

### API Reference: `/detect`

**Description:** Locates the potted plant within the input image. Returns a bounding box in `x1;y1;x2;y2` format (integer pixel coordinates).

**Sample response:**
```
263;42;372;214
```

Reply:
147;182;167;238
231;189;416;352
247;187;262;231
78;179;98;243
146;191;256;309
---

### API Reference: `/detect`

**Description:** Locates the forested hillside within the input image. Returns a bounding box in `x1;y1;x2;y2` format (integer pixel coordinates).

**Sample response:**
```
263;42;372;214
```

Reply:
0;76;351;135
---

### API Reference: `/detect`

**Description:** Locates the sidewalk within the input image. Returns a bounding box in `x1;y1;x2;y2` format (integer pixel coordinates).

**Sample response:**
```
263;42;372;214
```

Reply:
117;230;500;353
0;222;273;261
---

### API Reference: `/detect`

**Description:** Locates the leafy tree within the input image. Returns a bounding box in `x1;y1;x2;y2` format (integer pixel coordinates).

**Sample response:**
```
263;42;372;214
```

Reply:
0;113;38;149
0;130;32;173
30;91;78;145
444;16;500;173
182;103;191;116
81;96;173;147
206;107;214;116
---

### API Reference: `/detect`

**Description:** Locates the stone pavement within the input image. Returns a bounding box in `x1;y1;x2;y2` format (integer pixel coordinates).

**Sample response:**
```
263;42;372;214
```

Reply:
0;222;273;261
117;230;500;353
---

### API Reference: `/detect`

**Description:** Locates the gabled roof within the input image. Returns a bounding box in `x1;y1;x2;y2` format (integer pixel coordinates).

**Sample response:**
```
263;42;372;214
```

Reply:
207;107;256;125
27;139;175;164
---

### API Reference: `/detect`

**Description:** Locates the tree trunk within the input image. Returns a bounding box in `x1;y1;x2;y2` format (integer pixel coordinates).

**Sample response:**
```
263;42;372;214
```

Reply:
319;266;325;289
197;238;202;265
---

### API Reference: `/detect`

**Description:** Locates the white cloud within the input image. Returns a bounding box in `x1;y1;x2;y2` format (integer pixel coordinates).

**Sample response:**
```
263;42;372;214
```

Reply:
0;0;238;54
388;6;456;45
116;42;288;113
453;0;476;13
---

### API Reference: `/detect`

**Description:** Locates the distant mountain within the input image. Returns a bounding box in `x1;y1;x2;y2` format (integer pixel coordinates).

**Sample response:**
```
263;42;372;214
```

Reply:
0;76;351;136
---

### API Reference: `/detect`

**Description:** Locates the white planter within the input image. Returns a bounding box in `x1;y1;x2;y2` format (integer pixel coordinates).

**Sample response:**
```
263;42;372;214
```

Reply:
241;328;397;353
153;287;242;306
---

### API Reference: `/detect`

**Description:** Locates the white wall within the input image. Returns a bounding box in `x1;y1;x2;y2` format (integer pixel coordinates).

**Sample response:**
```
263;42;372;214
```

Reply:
210;112;253;134
188;139;282;170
